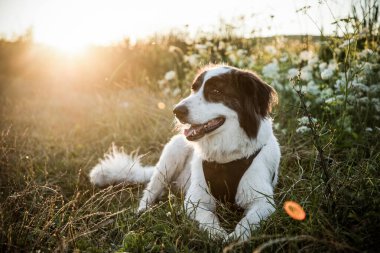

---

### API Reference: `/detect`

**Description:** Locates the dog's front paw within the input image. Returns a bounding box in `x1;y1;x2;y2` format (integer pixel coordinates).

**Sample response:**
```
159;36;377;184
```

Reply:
224;228;251;243
205;226;228;241
136;204;148;214
224;231;239;243
136;198;152;214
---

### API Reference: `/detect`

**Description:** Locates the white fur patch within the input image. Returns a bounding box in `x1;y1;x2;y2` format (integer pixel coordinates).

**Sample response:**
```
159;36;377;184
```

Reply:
89;145;154;187
203;66;231;83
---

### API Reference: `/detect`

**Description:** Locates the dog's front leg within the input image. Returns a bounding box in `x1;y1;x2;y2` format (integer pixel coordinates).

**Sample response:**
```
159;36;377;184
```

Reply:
226;197;275;242
137;135;191;213
226;148;279;242
185;155;227;240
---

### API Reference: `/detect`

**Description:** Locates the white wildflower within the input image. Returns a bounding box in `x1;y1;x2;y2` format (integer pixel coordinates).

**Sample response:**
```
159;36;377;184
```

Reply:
262;60;279;79
226;45;234;53
297;116;317;125
300;65;313;81
336;95;345;100
164;71;176;81
205;41;214;48
371;98;380;112
352;79;369;92
300;85;308;93
359;49;373;59
363;62;373;74
347;95;356;103
195;44;207;54
358;97;370;103
335;78;346;90
280;53;288;62
325;97;337;104
247;57;256;68
185;54;199;67
236;49;247;57
371;98;380;105
365;127;373;132
328;60;338;71
172;88;181;97
299;50;313;61
218;41;226;50
306;81;320;95
228;54;237;64
308;56;319;66
339;38;354;48
264;45;277;55
369;84;380;93
319;62;327;71
296;126;311;134
287;68;299;79
166;212;171;217
320;88;333;99
326;95;344;104
321;68;334;80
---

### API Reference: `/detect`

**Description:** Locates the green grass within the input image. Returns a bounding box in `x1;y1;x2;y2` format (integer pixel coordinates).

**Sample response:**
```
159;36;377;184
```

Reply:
1;75;379;253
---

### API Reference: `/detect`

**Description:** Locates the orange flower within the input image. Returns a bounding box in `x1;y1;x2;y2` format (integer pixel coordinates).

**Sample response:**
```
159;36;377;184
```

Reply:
283;200;306;220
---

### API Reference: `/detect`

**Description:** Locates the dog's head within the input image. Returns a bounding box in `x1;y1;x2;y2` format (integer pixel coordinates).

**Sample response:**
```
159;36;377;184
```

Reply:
173;65;277;142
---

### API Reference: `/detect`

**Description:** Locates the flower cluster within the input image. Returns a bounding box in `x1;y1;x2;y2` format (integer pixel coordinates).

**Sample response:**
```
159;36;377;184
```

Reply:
157;35;379;140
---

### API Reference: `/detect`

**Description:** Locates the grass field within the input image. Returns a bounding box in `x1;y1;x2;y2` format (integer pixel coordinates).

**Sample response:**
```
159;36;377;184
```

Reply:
1;13;380;252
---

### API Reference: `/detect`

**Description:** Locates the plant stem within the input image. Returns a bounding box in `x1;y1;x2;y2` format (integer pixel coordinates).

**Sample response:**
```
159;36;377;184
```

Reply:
292;78;333;200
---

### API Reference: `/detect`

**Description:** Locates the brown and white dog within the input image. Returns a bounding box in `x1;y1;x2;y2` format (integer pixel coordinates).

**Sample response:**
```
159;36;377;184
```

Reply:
89;65;281;242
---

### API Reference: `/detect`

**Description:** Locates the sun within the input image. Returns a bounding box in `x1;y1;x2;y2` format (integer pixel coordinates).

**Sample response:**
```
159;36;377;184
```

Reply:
35;32;90;54
32;1;123;54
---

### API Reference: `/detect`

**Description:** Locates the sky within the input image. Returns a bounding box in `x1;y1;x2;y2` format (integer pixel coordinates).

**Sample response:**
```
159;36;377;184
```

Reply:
0;0;353;49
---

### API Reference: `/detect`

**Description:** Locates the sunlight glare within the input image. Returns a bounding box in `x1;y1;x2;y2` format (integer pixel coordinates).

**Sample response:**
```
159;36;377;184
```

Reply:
0;0;355;48
32;0;128;54
36;32;89;54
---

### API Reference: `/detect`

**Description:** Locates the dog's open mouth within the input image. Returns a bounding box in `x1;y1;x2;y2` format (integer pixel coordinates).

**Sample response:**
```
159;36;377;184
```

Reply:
183;117;225;141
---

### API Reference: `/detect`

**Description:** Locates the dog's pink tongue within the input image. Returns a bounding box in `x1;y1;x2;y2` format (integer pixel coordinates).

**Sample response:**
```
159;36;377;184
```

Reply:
184;124;204;139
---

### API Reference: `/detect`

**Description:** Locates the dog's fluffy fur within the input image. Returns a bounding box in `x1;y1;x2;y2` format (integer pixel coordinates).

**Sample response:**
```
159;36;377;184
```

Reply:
89;65;281;242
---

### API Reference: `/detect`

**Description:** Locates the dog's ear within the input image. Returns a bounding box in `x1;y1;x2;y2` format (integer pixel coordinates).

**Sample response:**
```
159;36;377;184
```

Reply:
236;70;278;138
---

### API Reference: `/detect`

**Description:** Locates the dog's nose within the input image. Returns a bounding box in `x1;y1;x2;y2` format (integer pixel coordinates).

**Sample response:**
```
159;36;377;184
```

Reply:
173;105;189;121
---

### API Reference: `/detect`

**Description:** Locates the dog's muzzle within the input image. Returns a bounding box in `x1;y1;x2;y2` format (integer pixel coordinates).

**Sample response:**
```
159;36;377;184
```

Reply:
173;105;225;141
173;105;189;123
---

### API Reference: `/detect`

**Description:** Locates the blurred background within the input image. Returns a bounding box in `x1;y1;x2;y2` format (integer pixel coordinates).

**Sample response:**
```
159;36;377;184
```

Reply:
0;0;356;90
